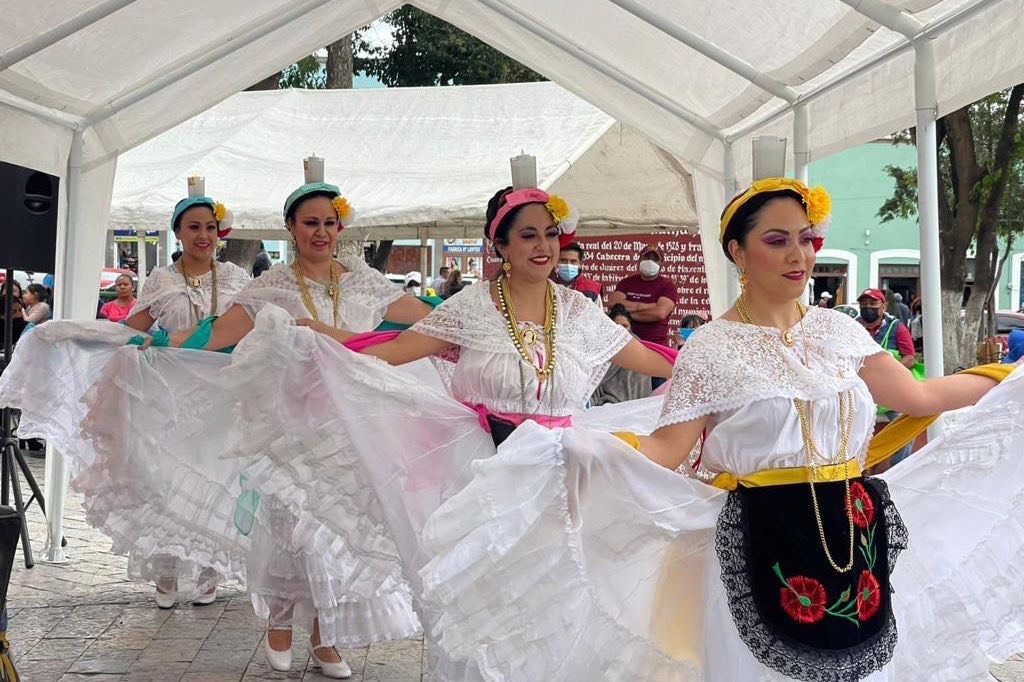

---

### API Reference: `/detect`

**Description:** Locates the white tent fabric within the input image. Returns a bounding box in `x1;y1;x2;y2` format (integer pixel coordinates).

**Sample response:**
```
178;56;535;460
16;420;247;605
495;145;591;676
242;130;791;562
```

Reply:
1;0;1022;320
108;83;700;240
2;0;1024;561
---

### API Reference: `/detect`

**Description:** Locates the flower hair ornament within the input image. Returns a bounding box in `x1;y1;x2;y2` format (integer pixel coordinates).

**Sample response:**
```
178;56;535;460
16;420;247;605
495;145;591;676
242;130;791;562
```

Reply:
719;177;831;252
171;196;234;239
487;188;579;248
282;182;356;231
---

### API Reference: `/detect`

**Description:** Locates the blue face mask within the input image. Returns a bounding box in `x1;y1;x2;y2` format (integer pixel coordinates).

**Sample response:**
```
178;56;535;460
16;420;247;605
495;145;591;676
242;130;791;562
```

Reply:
679;327;696;341
557;264;580;282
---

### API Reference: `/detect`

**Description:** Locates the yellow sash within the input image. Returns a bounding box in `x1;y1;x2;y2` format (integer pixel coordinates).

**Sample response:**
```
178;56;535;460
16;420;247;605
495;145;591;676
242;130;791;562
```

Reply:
710;459;861;491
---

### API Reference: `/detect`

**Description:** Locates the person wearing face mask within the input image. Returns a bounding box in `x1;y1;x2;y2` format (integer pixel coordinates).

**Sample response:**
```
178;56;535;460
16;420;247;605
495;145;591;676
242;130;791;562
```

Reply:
553;242;602;303
403;271;422;297
607;247;679;360
857;287;917;471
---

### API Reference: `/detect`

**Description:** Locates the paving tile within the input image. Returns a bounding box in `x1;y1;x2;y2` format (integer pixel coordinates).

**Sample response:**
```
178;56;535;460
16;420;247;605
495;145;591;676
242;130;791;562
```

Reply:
67;648;139;673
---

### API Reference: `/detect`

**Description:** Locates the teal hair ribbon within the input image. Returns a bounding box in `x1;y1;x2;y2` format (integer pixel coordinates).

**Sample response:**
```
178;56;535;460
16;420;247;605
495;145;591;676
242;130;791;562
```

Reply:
283;182;340;218
171;196;216;230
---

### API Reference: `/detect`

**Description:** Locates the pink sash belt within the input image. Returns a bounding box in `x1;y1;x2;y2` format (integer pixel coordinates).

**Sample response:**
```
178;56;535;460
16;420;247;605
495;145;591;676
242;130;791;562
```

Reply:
463;403;572;432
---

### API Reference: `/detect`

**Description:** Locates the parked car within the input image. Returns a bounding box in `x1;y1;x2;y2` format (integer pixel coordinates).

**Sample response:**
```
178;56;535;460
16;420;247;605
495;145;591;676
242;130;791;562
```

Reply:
833;303;859;319
993;311;1024;352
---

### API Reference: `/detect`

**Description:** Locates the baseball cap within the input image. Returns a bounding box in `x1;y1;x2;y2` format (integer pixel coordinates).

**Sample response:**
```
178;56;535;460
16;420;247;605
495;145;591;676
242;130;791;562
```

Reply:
819;292;833;300
857;288;885;303
404;271;422;287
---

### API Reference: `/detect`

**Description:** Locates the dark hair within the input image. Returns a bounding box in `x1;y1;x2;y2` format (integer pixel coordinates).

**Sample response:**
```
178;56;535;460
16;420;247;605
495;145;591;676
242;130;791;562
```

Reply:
440;266;450;273
608;303;633;324
286;190;337;223
484;187;522;251
561;241;585;260
172;200;215;233
171;250;183;263
720;189;805;262
115;273;134;286
680;314;705;328
26;283;48;304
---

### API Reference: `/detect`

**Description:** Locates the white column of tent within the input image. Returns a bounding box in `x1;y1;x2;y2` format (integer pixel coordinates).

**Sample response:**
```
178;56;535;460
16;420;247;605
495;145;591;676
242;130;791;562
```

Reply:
136;228;147;290
793;103;810;183
914;43;944;385
723;142;739;305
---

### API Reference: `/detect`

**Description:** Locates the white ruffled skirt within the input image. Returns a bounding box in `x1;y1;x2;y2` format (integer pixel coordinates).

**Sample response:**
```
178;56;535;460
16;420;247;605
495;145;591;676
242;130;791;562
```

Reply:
0;320;421;644
228;307;1024;680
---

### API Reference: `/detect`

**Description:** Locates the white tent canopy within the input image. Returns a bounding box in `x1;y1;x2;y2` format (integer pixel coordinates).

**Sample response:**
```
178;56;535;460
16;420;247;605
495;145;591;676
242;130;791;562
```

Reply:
108;83;699;241
2;0;1024;561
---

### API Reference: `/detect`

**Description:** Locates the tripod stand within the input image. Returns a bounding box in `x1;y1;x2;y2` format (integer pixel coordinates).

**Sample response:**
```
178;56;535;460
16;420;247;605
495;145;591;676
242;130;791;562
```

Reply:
1;269;47;568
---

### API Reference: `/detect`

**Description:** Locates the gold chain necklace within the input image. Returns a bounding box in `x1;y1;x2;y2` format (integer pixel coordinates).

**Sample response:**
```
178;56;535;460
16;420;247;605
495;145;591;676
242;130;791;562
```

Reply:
735;296;798;347
735;298;856;573
292;260;341;328
177;259;218;324
497;274;557;382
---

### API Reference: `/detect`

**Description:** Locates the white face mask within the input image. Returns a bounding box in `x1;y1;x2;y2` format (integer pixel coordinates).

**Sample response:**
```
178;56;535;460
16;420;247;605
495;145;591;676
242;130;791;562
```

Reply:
639;260;661;278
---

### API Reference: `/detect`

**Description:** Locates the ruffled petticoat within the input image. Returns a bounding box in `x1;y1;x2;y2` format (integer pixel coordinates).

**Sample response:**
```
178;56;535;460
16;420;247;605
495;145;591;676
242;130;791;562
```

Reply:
226;307;1024;680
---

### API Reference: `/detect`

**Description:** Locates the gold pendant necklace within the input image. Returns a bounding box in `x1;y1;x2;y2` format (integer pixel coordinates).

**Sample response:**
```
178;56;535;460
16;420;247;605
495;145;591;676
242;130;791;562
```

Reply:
735;296;800;347
497;274;557;382
292;260;341;328
177;260;218;323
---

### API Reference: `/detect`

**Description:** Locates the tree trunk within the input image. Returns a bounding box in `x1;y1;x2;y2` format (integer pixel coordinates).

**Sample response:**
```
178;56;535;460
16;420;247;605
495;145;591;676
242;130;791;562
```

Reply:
246;72;280;91
220;239;262;274
326;35;353;89
370;240;393;273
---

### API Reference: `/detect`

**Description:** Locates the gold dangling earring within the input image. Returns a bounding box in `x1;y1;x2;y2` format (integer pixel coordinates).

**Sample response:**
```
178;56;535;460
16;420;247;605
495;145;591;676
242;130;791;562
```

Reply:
738;268;749;295
502;260;512;275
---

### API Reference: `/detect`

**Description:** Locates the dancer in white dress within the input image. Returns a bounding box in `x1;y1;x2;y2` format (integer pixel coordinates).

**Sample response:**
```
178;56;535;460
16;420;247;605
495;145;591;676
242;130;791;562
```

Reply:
413;178;1024;680
0;184;250;610
165;166;432;678
213;184;677;678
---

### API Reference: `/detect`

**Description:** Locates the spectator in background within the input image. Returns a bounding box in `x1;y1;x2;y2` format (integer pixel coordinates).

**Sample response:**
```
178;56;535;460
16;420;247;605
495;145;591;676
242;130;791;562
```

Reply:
443;269;465;300
98;274;137;323
893;292;911;325
590;305;653;406
607;247;678;347
817;291;832;308
553;241;603;303
252;242;272;278
0;280;26;349
910;298;923;353
21;284;51;325
403;271;422;297
858;287;916;471
672;313;705;348
431;266;450;297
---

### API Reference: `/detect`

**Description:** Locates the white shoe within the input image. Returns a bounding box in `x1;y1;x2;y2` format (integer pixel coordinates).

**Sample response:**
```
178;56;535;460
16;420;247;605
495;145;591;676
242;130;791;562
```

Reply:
263;630;292;672
191;585;217;606
154;580;177;609
310;641;352;679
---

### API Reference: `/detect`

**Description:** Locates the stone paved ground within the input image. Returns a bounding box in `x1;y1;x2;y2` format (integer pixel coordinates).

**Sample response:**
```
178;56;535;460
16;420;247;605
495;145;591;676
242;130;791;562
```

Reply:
5;454;1024;681
8;455;429;681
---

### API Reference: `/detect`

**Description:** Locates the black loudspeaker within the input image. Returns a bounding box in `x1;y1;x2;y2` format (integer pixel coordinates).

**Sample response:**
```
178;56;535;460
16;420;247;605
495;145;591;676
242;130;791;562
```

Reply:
0;161;59;273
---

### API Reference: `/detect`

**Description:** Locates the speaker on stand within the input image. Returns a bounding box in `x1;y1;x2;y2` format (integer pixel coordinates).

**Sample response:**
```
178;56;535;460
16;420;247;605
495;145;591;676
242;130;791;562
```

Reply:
0;160;61;569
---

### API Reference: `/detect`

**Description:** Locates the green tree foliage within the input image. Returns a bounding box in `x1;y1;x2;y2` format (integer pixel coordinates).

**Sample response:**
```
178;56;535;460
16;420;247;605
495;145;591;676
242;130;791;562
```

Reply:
878;85;1024;371
356;6;544;87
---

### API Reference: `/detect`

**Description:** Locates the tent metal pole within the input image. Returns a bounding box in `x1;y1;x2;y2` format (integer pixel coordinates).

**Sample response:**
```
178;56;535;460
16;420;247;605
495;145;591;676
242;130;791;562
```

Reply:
40;128;86;565
477;0;724;141
136;228;148;290
839;0;924;37
0;92;84;130
793;103;809;182
84;0;337;126
604;0;797;103
723;142;739;304
914;43;944;382
727;0;1000;141
0;0;139;71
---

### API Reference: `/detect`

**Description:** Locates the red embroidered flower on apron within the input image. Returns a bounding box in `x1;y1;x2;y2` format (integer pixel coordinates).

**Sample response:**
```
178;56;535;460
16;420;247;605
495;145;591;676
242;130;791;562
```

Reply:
856;569;881;621
847;481;875;529
775;566;827;624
